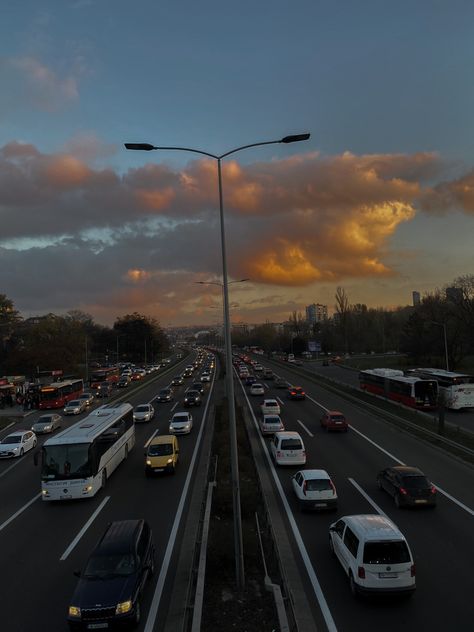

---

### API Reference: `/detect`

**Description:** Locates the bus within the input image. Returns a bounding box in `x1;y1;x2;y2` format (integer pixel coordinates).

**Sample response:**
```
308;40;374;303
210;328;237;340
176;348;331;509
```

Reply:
359;368;438;410
39;379;84;409
39;402;135;501
90;366;120;391
406;368;474;410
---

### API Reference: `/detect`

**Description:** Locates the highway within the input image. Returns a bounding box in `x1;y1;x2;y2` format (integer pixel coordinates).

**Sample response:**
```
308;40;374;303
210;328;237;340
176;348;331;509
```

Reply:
238;358;474;632
0;353;213;632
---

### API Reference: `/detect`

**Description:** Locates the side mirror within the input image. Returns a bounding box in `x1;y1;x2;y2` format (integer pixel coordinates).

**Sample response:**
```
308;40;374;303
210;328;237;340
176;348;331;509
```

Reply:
329;526;336;532
73;570;81;578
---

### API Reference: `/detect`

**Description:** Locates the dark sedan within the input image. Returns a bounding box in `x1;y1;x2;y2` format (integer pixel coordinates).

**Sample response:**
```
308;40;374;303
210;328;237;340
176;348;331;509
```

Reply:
377;465;437;508
184;390;202;407
287;386;306;400
155;388;173;402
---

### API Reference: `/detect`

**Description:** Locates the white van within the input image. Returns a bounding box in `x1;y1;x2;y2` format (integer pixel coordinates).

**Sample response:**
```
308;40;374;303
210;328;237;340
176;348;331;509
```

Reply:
329;514;416;597
271;431;306;466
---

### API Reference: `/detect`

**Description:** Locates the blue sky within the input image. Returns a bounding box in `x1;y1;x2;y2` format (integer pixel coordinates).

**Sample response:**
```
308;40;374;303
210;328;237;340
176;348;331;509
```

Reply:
1;1;473;325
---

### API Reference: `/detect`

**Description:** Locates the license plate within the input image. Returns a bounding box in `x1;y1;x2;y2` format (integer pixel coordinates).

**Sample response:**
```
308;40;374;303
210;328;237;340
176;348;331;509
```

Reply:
335;422;342;424
415;499;427;504
314;503;327;508
379;572;398;578
60;495;73;499
87;624;109;630
154;468;164;472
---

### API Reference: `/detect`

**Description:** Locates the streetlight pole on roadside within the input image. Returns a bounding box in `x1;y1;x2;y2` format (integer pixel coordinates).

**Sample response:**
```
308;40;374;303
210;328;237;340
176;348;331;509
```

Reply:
125;132;310;588
430;321;449;371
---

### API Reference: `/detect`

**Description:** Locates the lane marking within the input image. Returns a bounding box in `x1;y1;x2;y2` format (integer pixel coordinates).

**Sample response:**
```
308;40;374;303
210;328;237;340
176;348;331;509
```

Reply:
171;401;178;412
348;478;389;519
144;360;217;632
276;397;285;406
306;394;327;411
238;380;338;632
348;425;405;465
144;429;159;449
60;496;111;561
296;419;314;438
0;457;25;479
0;493;41;533
433;483;474;517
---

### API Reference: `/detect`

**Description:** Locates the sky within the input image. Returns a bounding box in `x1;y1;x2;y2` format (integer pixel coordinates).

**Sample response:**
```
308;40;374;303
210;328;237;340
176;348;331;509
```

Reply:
1;0;474;327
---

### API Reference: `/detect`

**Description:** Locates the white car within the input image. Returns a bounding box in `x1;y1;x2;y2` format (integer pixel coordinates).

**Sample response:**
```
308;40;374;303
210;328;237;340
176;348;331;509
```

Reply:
0;430;37;458
250;383;265;396
259;414;284;435
31;413;62;434
64;399;87;415
292;469;338;511
169;411;193;435
200;373;211;383
270;432;306;466
260;398;281;415
133;403;155;423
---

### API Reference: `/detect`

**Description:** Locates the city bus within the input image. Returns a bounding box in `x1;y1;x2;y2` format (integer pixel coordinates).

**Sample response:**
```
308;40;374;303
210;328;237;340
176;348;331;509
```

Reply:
38;402;135;501
359;368;438;410
406;368;474;410
90;366;120;391
39;379;84;409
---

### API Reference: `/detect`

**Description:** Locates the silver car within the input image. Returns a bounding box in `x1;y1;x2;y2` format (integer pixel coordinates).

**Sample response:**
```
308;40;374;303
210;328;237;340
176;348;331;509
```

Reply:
64;399;87;415
31;413;62;434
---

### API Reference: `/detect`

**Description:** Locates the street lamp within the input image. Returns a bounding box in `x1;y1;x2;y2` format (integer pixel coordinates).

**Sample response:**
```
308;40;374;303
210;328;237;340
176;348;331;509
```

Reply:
430;321;449;371
125;132;310;587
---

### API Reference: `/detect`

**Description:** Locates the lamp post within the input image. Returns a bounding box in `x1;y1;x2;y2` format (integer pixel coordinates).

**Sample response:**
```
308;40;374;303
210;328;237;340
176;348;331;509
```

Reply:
430;321;449;371
125;132;310;588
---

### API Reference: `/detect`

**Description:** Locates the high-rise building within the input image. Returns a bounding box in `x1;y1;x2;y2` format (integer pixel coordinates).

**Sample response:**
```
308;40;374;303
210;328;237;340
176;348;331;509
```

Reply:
412;291;421;307
305;303;328;325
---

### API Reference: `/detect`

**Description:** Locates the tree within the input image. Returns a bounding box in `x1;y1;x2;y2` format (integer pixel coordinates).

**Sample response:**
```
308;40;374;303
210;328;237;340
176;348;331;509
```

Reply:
114;313;169;364
334;287;351;353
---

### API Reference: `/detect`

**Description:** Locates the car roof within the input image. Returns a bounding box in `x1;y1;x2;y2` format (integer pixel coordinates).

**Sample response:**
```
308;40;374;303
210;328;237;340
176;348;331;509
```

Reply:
327;410;344;416
298;469;331;479
150;434;176;445
275;431;302;439
341;514;404;540
390;465;424;476
263;399;278;404
5;430;29;436
95;519;145;555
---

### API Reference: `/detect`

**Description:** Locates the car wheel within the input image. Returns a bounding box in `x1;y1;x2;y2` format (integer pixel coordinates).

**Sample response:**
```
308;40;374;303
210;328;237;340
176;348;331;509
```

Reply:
132;601;141;628
395;494;401;508
349;573;358;597
20;448;24;457
329;537;336;557
170;464;176;474
377;477;383;490
149;549;155;576
124;445;129;459
33;439;37;448
101;469;107;489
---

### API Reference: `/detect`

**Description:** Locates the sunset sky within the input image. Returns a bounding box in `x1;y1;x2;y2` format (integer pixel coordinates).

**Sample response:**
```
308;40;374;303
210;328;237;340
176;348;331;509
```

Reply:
1;1;474;326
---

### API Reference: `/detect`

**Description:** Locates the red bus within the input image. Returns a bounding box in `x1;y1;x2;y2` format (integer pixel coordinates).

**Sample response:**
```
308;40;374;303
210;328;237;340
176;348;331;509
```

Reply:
39;379;84;409
90;367;120;391
359;368;438;410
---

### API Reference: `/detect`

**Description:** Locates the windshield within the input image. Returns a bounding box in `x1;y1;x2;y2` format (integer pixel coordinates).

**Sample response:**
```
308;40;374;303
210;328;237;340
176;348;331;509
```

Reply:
40;389;60;401
281;439;303;450
38;416;53;423
401;475;430;489
41;443;93;480
84;553;136;578
306;479;332;491
148;444;173;456
135;406;149;412
2;435;21;444
363;541;411;564
67;400;81;406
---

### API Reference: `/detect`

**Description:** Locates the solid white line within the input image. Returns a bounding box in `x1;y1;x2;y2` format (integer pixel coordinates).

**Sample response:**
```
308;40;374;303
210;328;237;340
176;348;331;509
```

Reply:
0;457;25;479
144;364;216;632
238;380;338;632
60;496;111;561
348;425;405;465
144;429;159;449
306;394;327;411
0;493;41;532
296;419;314;438
433;483;474;517
348;478;389;519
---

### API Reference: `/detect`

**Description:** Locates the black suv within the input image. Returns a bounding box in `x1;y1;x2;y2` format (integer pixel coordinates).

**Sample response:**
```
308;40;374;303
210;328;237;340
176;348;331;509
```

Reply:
183;390;202;407
67;520;155;630
155;387;173;403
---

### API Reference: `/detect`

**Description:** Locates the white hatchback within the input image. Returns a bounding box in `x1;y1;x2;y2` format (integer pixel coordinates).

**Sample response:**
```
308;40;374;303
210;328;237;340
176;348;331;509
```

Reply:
261;399;281;416
133;403;155;423
271;432;306;466
169;411;193;435
292;469;338;511
249;383;265;396
259;414;284;436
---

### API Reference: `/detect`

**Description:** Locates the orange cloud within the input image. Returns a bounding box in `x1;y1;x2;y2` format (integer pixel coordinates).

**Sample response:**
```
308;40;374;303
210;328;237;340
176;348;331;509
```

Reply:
43;155;90;187
126;269;151;283
135;187;176;211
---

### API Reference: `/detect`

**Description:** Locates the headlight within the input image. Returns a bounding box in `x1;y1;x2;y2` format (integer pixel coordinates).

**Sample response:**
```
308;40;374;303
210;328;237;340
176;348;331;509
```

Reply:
44;426;52;431
12;447;19;452
69;606;81;618
167;458;173;464
115;600;132;615
146;459;152;465
82;485;93;493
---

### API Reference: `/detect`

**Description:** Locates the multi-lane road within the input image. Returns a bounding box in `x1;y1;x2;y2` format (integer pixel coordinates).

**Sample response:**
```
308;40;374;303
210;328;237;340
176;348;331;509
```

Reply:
238;358;474;631
0;354;214;632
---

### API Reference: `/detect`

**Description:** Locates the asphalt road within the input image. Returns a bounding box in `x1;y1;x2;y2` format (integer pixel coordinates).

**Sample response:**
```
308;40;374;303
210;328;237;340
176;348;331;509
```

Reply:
238;359;474;632
0;353;213;632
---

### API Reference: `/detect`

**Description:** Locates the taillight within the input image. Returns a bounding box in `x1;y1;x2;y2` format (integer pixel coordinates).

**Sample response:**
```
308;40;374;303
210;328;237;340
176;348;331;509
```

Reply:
302;451;306;458
430;485;437;494
411;564;416;577
330;480;336;494
399;487;408;495
358;566;365;579
276;451;282;457
302;481;307;496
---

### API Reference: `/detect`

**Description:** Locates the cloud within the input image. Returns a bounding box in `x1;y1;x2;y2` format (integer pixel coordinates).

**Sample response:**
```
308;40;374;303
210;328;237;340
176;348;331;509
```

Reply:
419;170;474;215
0;140;470;323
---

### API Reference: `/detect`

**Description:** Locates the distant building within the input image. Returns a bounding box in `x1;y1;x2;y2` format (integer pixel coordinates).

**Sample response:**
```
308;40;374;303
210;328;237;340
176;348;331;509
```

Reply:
446;286;463;302
305;303;328;325
412;291;421;307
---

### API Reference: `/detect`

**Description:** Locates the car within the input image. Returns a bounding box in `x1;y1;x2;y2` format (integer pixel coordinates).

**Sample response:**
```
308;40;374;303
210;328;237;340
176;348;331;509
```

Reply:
377;466;437;508
191;382;205;394
184;390;202;407
97;382;113;397
80;392;95;406
253;364;264;373
263;368;274;379
171;375;184;386
133;368;147;378
320;410;349;432
287;386;306;400
145;434;179;475
329;514;416;597
0;430;37;458
260;398;281;415
130;372;142;381
270;431;306;466
169;411;193;435
250;383;265;396
274;377;290;389
133;403;155;423
67;519;155;630
155;387;173;403
31;413;62;434
64;399;87;415
259;414;284;435
245;375;257;386
200;373;211;383
291;469;338;511
117;376;131;388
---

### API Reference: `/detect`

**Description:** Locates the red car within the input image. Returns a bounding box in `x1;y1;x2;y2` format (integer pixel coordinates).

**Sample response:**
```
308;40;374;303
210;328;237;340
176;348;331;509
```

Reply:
287;386;306;400
320;410;348;432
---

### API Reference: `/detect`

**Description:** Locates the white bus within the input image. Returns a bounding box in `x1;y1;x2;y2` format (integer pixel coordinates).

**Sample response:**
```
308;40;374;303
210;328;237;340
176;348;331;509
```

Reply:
39;402;135;501
406;368;474;410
